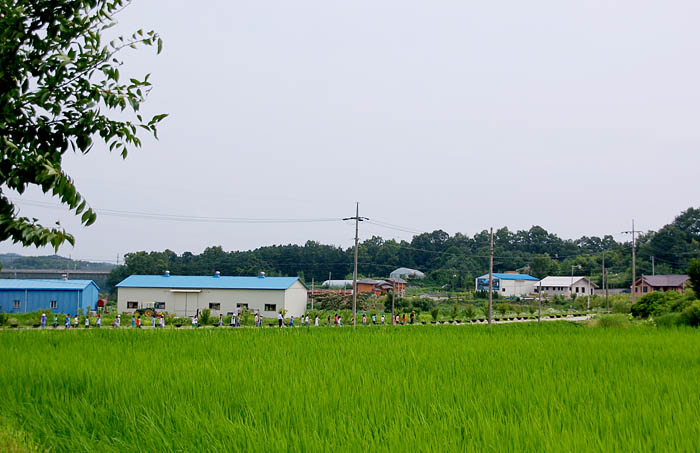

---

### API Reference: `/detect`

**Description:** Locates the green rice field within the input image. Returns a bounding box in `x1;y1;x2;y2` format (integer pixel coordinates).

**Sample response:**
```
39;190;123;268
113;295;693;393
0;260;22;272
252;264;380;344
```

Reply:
1;323;699;451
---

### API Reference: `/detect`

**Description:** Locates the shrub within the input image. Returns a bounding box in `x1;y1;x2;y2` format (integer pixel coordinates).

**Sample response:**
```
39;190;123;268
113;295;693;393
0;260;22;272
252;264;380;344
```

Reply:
612;300;632;314
430;307;439;321
463;305;476;320
595;314;630;328
199;309;211;326
655;313;682;328
495;303;511;317
679;301;700;327
0;313;7;326
631;292;683;318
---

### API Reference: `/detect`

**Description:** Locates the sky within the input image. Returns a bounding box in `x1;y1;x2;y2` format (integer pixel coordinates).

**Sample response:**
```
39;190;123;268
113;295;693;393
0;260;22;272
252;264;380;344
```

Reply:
3;0;700;263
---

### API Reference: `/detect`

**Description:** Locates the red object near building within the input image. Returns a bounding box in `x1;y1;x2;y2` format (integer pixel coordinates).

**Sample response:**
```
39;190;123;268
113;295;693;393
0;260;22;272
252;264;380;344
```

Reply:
97;299;107;308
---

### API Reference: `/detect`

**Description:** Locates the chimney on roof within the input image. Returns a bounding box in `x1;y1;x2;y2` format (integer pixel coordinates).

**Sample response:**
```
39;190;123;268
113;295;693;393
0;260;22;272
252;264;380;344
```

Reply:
259;272;265;279
214;271;221;278
164;270;170;277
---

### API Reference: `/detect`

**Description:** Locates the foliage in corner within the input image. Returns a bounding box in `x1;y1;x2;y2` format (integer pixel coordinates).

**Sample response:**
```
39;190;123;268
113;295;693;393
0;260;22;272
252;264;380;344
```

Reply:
0;0;167;249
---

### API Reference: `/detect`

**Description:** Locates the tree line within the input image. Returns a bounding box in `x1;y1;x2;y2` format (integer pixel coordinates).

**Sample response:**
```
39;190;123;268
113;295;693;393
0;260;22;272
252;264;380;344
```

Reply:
105;207;700;292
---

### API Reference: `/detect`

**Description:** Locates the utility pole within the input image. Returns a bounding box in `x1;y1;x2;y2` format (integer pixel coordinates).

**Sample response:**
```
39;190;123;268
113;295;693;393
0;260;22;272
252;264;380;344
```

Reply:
622;220;637;302
603;252;609;314
343;203;368;329
651;256;655;276
537;281;542;323
392;281;396;326
311;278;314;311
488;227;494;326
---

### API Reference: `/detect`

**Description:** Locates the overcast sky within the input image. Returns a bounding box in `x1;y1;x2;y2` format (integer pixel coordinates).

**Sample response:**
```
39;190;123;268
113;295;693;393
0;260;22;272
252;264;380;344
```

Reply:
3;0;700;263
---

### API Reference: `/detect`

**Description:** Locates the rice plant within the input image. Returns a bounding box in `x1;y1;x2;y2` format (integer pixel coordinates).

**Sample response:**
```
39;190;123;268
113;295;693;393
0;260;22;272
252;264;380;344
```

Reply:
0;323;698;451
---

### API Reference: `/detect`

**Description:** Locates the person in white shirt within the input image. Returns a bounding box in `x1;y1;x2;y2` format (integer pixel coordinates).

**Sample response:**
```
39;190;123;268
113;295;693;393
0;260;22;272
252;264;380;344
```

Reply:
314;315;319;327
277;312;283;328
160;315;165;328
192;316;198;328
254;313;259;327
74;315;79;329
338;316;342;327
96;315;102;328
381;314;385;325
305;315;309;327
84;316;89;328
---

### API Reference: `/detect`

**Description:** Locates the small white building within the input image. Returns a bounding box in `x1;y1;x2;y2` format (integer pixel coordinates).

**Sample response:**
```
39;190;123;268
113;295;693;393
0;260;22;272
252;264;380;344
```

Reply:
389;267;425;279
536;276;596;298
116;272;308;318
475;273;539;297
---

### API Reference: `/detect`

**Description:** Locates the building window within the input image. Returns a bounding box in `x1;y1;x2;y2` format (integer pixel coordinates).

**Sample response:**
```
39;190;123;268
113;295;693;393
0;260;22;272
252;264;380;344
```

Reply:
13;300;20;309
127;301;138;309
502;288;506;292
643;287;648;293
209;303;221;311
575;287;579;293
154;302;166;309
237;303;248;309
50;301;58;309
264;304;276;312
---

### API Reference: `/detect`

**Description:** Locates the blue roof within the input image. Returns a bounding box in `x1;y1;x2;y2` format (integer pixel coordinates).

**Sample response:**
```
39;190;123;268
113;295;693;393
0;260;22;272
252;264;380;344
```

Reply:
479;273;539;281
116;275;303;290
0;279;99;291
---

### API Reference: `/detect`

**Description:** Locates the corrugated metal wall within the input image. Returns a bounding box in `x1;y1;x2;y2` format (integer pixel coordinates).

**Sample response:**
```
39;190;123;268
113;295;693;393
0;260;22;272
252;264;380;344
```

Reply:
0;286;98;316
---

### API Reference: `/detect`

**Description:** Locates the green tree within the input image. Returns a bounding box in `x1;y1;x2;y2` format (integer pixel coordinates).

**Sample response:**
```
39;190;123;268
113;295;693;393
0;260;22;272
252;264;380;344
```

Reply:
688;259;700;296
1;0;166;249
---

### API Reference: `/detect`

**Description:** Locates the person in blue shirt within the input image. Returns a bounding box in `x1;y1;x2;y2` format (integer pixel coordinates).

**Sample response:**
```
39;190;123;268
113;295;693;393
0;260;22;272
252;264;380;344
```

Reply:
131;316;135;328
40;313;46;329
64;314;70;328
53;315;58;329
289;315;294;327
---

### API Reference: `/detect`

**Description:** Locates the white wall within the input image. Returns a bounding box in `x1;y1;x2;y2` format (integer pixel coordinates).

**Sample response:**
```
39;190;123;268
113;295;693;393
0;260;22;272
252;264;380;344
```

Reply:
498;280;538;297
117;287;288;318
284;280;308;318
537;278;595;298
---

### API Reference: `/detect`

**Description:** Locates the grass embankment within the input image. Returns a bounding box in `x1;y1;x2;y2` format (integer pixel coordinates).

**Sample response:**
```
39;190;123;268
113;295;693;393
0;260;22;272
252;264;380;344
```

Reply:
0;324;699;451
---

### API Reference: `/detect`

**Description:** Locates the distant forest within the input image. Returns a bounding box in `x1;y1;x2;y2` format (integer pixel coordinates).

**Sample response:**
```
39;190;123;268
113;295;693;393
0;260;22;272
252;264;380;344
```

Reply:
0;254;114;271
106;207;700;291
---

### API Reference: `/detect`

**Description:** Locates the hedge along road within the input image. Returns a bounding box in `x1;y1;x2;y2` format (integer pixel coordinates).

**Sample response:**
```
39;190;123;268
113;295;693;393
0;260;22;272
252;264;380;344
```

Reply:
0;323;698;451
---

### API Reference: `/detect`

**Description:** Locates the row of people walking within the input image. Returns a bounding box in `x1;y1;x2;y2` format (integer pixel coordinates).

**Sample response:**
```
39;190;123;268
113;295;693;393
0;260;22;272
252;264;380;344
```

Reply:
37;311;418;329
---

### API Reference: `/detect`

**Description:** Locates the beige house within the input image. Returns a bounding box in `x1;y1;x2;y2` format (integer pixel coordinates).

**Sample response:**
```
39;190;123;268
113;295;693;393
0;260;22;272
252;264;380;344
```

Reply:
116;272;308;318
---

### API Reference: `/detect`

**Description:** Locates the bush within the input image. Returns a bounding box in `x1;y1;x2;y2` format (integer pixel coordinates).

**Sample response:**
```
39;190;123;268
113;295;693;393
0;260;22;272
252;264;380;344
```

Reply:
594;314;630;328
631;292;683;318
679;301;700;327
463;305;476;320
612;300;632;314
495;303;511;316
655;313;682;328
199;309;211;326
430;307;439;321
0;313;7;327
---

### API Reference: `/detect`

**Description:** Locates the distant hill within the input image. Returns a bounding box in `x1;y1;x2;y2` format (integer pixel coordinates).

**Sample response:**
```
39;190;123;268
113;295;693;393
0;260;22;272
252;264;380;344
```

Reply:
0;253;115;271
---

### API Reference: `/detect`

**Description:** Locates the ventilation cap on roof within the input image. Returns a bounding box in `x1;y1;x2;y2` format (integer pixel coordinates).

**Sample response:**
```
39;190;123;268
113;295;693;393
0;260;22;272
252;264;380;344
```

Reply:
214;271;221;278
164;270;170;277
259;272;265;278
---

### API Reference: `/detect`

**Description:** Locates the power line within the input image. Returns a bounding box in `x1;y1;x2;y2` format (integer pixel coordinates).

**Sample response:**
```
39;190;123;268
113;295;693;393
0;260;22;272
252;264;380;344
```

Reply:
8;197;342;224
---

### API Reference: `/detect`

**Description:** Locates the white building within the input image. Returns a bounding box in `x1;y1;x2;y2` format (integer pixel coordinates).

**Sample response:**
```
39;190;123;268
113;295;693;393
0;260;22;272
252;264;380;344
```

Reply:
389;267;425;279
475;273;539;297
116;272;308;318
536;276;596;298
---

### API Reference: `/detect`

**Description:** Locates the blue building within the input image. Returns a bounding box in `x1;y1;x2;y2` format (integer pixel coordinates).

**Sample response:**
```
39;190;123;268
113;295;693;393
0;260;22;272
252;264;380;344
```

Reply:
0;279;100;316
475;273;540;298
